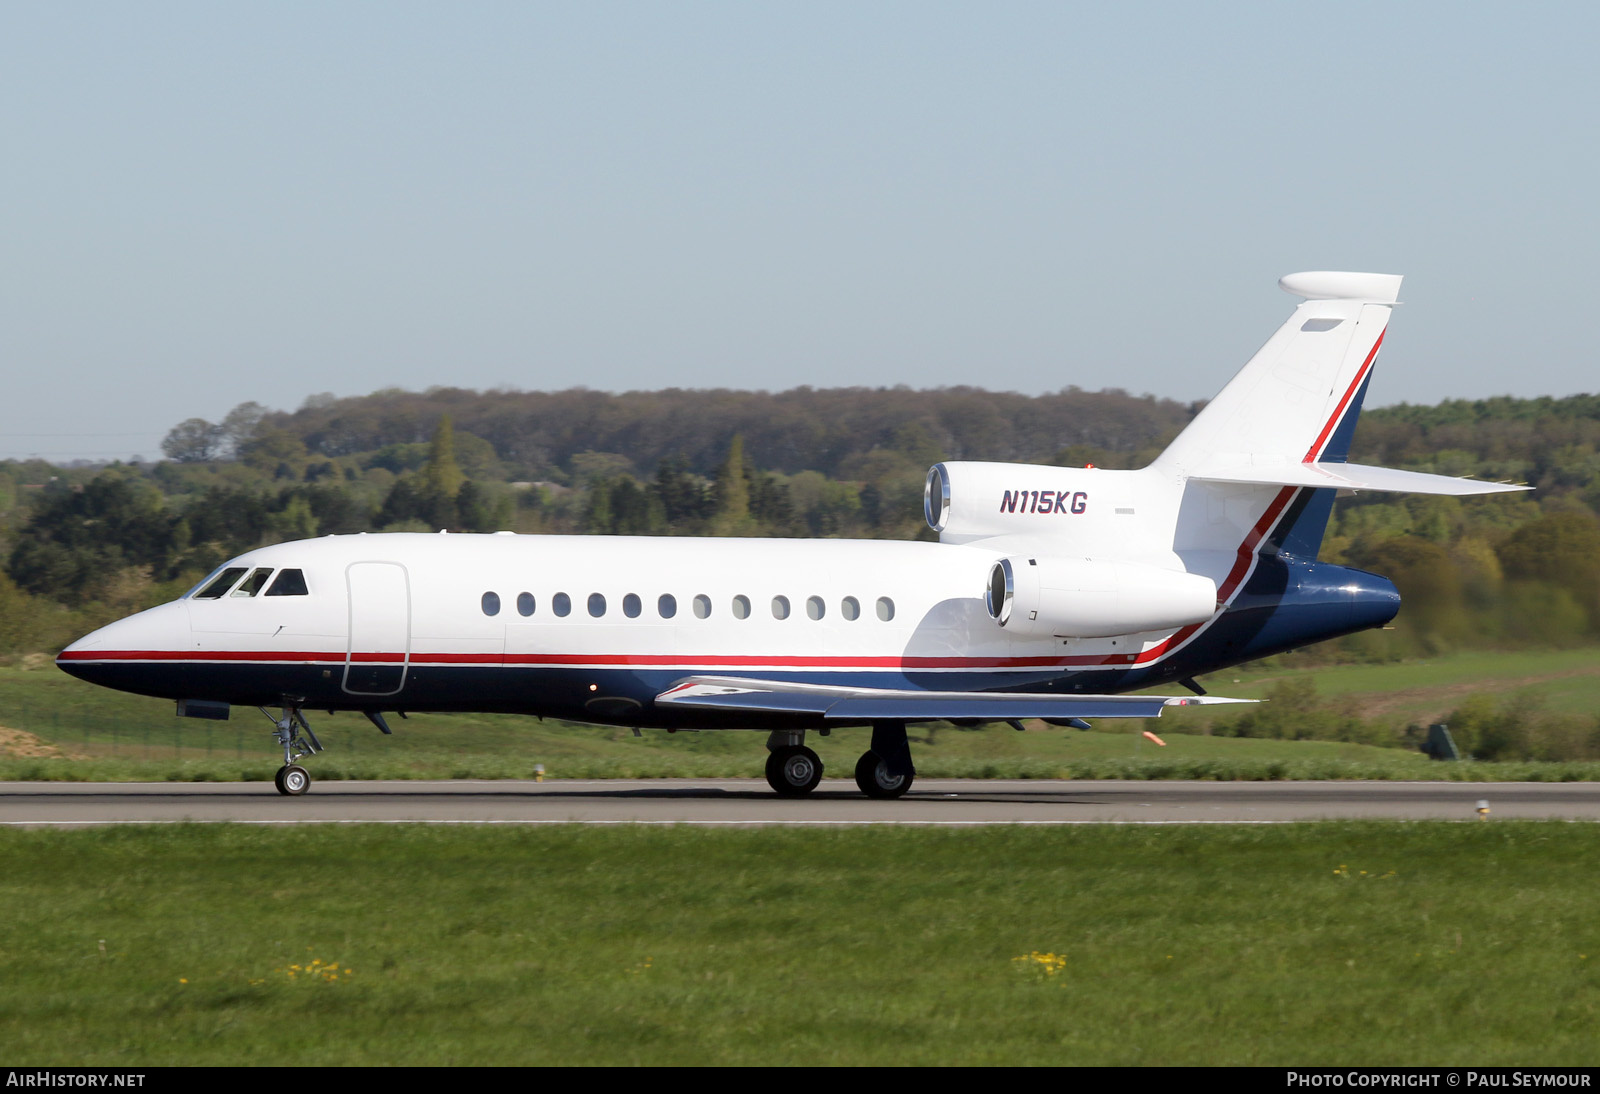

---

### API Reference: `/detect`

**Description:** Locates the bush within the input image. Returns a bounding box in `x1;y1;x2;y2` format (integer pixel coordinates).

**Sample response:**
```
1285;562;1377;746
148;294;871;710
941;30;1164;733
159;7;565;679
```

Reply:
1218;678;1389;745
1441;691;1600;762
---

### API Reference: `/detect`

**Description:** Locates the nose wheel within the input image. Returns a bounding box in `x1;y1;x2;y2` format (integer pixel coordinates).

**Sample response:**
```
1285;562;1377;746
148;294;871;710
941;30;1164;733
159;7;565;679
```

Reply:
274;764;311;796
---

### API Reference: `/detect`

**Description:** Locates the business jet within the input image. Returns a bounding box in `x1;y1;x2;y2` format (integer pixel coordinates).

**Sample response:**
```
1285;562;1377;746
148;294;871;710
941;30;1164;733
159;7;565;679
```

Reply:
57;272;1525;798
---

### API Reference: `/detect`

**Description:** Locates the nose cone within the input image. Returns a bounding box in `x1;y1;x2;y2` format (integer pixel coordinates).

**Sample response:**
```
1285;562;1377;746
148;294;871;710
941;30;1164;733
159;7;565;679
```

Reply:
57;601;191;694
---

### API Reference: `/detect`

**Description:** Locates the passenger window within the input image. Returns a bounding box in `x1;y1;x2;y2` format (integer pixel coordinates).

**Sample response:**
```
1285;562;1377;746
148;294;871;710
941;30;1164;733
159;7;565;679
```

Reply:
771;596;790;620
517;592;535;617
588;593;607;618
658;594;677;619
232;568;274;597
693;594;711;619
623;594;642;618
807;596;824;620
194;567;248;600
553;593;572;617
841;596;860;621
264;569;309;597
732;595;750;619
876;597;895;621
482;592;501;616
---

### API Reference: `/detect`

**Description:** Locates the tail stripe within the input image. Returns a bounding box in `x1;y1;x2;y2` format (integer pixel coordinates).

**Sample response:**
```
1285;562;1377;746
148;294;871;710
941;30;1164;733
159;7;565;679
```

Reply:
1303;328;1385;462
1052;485;1300;669
1120;486;1298;666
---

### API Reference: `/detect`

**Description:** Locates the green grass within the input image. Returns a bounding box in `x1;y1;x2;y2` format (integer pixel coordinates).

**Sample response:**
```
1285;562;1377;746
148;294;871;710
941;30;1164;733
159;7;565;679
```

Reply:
2;823;1597;1065
1185;647;1600;725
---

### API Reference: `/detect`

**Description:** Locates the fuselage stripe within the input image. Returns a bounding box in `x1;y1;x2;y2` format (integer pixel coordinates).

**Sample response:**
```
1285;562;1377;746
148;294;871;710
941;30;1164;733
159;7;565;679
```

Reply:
56;649;1170;670
1105;484;1297;668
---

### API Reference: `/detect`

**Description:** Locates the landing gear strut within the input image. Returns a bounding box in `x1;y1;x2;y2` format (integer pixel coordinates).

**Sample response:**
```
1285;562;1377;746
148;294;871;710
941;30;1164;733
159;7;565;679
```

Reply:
764;730;823;796
260;704;322;796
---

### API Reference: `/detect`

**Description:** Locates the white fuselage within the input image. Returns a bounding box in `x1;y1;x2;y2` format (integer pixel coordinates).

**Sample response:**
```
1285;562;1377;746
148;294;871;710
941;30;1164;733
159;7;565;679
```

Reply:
58;522;1224;724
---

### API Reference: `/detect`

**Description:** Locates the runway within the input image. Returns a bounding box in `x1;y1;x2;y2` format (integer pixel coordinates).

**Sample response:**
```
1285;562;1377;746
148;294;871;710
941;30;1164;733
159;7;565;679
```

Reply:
2;778;1599;825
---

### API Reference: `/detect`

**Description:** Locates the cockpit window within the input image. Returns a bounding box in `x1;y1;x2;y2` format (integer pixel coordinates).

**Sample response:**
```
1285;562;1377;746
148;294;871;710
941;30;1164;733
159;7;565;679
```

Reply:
264;568;309;597
231;568;274;597
193;567;248;600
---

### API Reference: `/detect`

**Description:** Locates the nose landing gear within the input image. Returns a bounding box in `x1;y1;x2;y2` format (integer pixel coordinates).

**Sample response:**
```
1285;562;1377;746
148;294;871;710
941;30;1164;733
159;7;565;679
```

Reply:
260;704;322;796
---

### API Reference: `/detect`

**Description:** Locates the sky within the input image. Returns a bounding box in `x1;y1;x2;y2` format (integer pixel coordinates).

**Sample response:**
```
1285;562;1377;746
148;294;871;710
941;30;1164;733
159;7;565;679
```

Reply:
2;2;1596;461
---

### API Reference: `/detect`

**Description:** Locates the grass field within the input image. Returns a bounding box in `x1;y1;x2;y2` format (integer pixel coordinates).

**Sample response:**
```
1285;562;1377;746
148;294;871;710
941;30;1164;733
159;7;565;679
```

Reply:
1;648;1598;781
1183;647;1600;725
1;823;1596;1065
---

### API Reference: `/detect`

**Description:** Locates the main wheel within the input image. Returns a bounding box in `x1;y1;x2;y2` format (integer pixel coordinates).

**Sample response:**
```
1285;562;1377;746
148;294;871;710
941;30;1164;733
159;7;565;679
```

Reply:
765;746;823;797
278;764;311;796
855;750;913;799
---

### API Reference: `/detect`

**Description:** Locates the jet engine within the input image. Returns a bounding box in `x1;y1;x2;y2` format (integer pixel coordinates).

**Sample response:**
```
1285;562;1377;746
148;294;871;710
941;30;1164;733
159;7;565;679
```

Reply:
984;556;1218;639
925;461;1100;542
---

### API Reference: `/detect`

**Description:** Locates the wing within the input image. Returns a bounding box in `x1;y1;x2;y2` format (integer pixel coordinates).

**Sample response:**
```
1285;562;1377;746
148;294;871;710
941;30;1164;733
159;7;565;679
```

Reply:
655;675;1253;722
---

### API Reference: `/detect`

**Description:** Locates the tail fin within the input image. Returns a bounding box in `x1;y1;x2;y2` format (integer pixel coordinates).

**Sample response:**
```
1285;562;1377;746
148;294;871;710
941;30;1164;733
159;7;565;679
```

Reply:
1163;273;1526;560
1155;271;1401;474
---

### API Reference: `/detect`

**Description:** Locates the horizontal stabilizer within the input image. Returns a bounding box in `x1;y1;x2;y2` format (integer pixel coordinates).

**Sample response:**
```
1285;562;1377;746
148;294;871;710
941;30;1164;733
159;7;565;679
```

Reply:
1189;461;1529;496
656;676;1253;723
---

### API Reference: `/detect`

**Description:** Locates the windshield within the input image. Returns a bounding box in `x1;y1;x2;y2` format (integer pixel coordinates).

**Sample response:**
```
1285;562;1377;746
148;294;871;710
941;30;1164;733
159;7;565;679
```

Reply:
192;567;249;600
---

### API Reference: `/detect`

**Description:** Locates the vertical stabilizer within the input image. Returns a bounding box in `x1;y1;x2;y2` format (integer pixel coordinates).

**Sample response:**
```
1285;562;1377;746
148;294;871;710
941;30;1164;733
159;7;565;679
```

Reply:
1162;272;1400;557
1156;272;1400;474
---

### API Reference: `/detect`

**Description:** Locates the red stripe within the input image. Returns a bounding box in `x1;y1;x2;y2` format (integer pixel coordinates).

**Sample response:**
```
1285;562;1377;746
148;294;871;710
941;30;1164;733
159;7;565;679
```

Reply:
58;649;348;664
1112;484;1297;668
1302;328;1385;463
503;653;1086;669
58;648;1142;671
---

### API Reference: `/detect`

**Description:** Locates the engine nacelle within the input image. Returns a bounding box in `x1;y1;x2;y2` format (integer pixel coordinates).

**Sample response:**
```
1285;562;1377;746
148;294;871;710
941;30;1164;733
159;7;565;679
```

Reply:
985;556;1218;639
925;460;1124;545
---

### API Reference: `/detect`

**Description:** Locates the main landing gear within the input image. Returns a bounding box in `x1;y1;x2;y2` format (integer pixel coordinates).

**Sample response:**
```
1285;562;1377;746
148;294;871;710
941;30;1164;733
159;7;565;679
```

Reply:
854;750;913;799
762;725;918;800
260;704;322;796
855;722;915;800
765;731;823;797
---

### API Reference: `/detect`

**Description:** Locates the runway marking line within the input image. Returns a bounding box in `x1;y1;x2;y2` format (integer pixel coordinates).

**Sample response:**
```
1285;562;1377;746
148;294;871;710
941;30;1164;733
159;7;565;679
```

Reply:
0;818;1504;828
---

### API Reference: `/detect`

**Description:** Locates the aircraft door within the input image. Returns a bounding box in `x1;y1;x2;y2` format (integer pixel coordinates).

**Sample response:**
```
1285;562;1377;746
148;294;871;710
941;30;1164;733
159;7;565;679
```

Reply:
344;561;411;696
